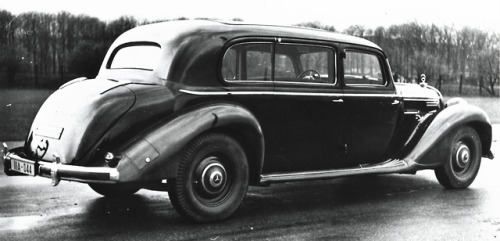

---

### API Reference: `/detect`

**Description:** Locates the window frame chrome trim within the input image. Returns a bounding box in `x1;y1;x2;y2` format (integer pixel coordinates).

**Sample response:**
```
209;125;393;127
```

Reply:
221;41;338;86
106;41;162;70
342;49;390;88
222;41;274;83
273;42;338;86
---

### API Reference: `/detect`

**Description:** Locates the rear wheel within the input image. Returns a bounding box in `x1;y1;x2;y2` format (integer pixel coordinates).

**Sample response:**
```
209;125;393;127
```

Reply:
168;132;249;222
89;183;141;197
434;126;482;189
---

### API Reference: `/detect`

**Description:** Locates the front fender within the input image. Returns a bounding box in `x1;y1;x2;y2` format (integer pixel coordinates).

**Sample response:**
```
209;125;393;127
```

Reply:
404;103;492;168
115;103;264;183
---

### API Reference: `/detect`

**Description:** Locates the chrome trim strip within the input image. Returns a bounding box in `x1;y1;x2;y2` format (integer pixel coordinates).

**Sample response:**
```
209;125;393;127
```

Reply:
404;111;420;115
2;143;8;159
345;83;386;87
181;89;270;96
225;79;337;87
223;42;339;86
403;97;438;102
260;159;411;184
181;89;441;103
39;162;120;182
426;101;440;107
180;89;401;98
403;97;439;107
273;80;337;87
343;93;399;98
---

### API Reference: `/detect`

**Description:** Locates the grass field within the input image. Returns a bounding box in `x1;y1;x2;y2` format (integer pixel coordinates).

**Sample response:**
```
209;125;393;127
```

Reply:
0;88;499;141
0;89;54;141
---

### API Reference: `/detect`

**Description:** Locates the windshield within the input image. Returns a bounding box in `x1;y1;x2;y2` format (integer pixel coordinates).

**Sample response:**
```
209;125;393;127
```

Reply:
108;43;161;71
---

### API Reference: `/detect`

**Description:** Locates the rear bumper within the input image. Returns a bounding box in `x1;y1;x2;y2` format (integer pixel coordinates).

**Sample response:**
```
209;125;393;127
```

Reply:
3;145;119;186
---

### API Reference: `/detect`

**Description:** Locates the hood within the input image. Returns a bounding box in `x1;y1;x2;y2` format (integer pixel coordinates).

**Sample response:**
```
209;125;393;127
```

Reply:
395;82;442;100
25;78;136;164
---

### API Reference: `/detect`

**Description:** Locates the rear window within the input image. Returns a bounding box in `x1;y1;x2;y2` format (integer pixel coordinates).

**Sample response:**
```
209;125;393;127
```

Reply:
108;44;161;71
222;43;272;81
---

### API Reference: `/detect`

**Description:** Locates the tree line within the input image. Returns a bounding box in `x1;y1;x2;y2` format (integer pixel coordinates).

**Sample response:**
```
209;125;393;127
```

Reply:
299;21;499;96
0;10;139;86
1;10;499;95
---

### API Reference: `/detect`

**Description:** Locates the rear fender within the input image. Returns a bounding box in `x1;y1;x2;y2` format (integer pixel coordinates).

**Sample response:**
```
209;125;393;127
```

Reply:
403;102;492;168
115;103;264;183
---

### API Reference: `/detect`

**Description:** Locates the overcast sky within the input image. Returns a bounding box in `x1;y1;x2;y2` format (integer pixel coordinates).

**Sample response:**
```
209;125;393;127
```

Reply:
2;0;499;33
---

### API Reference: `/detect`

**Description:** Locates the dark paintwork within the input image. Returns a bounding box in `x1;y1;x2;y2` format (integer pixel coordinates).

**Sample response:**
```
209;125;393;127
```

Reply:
115;103;264;184
25;79;136;164
404;103;493;167
3;20;493;187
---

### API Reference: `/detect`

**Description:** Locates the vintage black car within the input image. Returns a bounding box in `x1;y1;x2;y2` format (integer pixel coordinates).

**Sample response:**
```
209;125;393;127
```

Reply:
4;20;494;222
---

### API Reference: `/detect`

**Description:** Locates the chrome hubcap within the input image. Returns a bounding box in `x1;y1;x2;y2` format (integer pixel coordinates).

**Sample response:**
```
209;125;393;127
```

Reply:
453;141;472;174
196;157;227;197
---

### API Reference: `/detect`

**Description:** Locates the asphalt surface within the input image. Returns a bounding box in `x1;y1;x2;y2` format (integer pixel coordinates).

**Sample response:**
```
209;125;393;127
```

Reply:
1;126;499;241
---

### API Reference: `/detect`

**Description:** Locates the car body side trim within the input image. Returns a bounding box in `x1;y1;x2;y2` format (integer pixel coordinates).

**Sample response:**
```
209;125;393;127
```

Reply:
404;97;440;106
404;110;420;115
180;89;400;98
260;159;412;184
403;97;437;101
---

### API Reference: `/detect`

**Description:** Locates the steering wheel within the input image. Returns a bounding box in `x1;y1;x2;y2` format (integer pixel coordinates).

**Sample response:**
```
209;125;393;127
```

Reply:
297;69;321;80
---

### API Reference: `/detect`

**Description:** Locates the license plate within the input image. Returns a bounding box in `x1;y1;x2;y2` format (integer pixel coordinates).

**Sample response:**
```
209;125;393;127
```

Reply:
11;159;36;176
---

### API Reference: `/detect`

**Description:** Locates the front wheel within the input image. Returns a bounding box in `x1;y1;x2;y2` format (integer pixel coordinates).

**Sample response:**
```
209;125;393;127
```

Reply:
168;132;249;222
434;126;482;189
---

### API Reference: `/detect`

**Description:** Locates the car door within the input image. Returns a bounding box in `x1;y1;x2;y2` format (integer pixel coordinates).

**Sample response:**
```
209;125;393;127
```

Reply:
340;47;402;164
219;41;282;156
262;41;347;173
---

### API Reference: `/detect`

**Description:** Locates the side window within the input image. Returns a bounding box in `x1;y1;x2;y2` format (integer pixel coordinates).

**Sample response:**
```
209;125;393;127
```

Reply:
300;52;329;75
275;44;335;84
274;54;295;79
222;42;335;84
247;47;272;80
344;51;386;86
222;43;272;81
222;48;237;80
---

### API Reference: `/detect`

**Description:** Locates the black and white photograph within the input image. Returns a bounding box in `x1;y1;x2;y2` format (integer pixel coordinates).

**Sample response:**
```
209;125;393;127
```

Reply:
1;0;499;240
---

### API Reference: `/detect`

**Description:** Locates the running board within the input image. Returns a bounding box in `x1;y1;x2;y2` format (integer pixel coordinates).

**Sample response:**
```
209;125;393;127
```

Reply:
260;159;412;184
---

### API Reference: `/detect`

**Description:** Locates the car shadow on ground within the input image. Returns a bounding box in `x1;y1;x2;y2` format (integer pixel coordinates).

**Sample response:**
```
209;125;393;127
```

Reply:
76;173;480;236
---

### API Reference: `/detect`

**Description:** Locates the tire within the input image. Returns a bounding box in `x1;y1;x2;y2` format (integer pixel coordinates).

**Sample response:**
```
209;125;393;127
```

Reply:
167;132;249;222
434;126;482;189
89;183;141;197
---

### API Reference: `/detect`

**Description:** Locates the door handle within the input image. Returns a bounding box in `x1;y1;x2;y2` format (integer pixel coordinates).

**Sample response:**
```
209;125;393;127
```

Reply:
391;99;400;105
332;99;344;103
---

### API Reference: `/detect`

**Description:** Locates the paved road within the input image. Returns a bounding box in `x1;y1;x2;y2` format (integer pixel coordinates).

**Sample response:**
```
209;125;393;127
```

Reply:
1;126;499;241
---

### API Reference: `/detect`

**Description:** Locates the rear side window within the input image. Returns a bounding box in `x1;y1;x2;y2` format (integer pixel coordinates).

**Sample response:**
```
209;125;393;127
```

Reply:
108;43;161;71
222;43;272;81
344;51;386;86
222;42;335;84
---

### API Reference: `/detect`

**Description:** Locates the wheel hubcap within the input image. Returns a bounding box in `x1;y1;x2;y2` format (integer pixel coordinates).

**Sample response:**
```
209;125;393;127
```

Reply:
195;157;228;198
453;141;472;174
